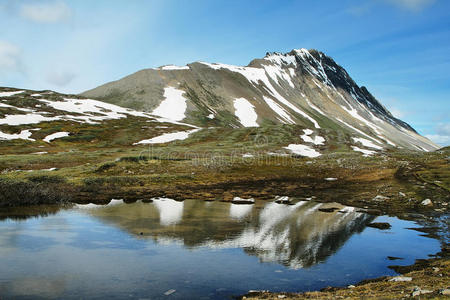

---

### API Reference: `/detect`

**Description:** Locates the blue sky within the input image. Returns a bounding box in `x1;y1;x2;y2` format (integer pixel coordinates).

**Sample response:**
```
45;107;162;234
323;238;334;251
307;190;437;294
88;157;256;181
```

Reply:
0;0;449;145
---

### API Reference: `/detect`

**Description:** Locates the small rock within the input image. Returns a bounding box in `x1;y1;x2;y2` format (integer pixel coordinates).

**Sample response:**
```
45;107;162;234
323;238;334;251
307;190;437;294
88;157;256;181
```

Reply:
232;197;255;204
278;295;287;299
432;267;440;272
275;196;290;204
373;195;390;202
399;192;406;197
387;256;403;260
420;289;433;295
421;199;433;206
164;289;176;296
440;289;450;295
389;276;412;282
324;177;337;181
348;285;355;288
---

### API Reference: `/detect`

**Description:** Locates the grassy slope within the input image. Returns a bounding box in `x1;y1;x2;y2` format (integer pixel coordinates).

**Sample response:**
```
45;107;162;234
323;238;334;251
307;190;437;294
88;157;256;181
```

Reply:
0;122;448;214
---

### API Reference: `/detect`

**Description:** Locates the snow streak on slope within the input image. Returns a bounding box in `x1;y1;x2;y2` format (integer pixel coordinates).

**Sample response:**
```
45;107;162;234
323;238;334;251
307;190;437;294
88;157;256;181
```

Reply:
352;146;376;157
352;137;383;150
134;129;200;145
263;96;294;124
200;61;320;129
233;98;259;127
43;132;70;143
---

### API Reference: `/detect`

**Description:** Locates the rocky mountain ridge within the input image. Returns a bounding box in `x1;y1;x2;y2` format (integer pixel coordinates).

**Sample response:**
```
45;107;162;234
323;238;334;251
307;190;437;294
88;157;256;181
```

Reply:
82;48;438;151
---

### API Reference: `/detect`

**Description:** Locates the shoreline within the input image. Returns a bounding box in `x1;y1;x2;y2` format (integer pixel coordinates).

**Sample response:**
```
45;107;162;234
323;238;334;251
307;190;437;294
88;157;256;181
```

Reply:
239;246;449;299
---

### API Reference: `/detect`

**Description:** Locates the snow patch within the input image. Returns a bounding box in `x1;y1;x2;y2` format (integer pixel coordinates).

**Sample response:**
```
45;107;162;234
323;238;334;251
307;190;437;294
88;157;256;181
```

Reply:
0;129;35;141
351;146;376;157
300;129;325;145
134;129;199;145
43;132;70;143
160;65;189;70
200;61;319;128
0;114;60;126
0;91;24;97
284;144;321;158
352;137;383;150
233;98;259;127
151;87;188;122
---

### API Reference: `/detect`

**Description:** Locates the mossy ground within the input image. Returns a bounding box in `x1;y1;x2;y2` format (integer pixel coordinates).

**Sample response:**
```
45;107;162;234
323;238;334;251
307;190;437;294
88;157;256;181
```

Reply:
0;124;448;212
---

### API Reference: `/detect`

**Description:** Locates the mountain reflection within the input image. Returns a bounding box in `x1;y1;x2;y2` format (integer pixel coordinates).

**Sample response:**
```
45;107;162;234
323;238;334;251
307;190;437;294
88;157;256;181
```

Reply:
77;199;374;269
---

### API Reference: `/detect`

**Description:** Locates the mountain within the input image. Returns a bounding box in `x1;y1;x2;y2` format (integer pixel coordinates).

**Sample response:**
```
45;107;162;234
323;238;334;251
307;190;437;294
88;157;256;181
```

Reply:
82;48;439;152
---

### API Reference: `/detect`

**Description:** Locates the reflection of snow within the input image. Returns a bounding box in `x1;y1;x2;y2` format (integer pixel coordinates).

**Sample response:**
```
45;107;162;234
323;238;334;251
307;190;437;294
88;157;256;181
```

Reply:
230;203;253;220
201;201;368;269
75;199;124;209
153;198;184;226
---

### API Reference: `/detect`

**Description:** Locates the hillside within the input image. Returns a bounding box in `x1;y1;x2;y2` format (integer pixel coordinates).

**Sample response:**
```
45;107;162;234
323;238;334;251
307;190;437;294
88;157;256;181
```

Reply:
82;48;439;152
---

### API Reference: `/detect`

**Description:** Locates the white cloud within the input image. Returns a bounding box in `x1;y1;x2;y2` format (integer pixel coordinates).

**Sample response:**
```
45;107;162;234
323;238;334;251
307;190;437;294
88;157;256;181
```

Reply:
381;0;436;11
425;123;450;147
0;41;23;73
46;70;76;87
425;134;449;146
436;123;450;136
20;0;72;23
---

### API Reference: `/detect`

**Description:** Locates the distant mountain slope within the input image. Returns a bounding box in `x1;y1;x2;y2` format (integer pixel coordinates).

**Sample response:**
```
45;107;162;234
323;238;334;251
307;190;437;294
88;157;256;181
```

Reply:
82;48;438;151
0;87;195;153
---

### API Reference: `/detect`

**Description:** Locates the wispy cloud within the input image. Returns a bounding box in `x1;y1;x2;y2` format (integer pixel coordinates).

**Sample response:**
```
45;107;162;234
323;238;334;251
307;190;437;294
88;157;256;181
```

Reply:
425;123;450;146
346;2;374;16
0;41;23;74
382;0;436;11
20;0;72;24
46;70;76;87
347;0;436;16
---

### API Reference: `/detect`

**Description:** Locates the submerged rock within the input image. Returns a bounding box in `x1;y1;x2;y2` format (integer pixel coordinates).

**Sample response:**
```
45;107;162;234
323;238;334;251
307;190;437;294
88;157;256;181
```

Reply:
318;207;339;213
274;196;290;204
164;289;176;296
367;222;391;230
387;256;404;261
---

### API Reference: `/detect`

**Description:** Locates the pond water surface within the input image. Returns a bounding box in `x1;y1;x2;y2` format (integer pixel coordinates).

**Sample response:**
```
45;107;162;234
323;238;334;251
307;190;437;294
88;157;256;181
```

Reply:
0;199;441;299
